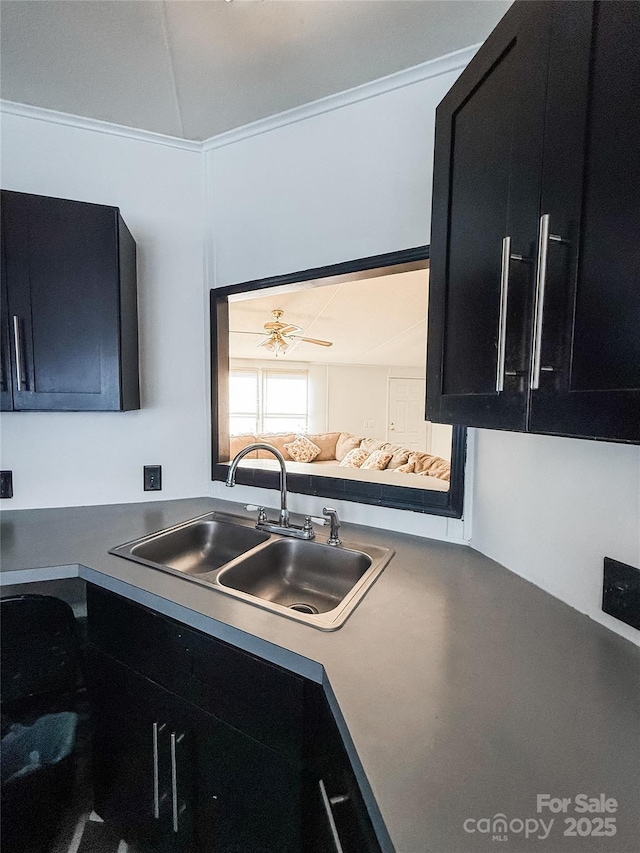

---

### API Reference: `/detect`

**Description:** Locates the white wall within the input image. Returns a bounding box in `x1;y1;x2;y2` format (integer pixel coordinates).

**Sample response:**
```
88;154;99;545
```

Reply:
0;113;209;509
207;68;462;287
206;62;640;642
326;364;389;438
472;430;640;646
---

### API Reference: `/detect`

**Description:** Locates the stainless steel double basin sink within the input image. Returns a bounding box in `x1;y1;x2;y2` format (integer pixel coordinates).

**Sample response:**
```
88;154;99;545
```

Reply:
110;512;393;630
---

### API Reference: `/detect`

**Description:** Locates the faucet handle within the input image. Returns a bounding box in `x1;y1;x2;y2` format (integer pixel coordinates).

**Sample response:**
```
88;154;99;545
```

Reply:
246;505;267;524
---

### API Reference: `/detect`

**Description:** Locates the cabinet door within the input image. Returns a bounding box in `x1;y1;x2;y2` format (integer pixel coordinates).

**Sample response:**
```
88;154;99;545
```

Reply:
304;688;383;853
0;229;14;411
427;2;553;430
529;0;640;442
194;714;302;853
88;649;194;853
1;191;124;411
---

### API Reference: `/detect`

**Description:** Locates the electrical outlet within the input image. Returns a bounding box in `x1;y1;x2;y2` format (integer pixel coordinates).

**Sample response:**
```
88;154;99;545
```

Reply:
602;557;640;630
143;465;162;492
0;470;13;499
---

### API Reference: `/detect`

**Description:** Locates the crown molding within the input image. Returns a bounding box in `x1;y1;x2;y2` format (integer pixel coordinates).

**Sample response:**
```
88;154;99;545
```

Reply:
0;100;201;152
0;43;478;154
202;43;480;151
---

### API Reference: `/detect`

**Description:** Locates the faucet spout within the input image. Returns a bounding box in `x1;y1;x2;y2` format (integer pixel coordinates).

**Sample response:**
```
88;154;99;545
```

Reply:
226;443;289;526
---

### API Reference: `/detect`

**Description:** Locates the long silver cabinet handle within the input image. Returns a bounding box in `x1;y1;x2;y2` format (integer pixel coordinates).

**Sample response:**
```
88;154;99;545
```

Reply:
531;215;567;389
170;731;185;833
319;779;345;853
152;722;166;819
12;316;24;392
496;237;512;392
530;215;550;390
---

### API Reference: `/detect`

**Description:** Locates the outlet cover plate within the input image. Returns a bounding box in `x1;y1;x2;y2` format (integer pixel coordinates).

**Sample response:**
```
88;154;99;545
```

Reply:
602;557;640;630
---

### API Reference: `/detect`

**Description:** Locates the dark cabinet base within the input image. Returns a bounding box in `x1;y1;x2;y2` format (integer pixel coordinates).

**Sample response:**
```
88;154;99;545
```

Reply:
86;586;383;853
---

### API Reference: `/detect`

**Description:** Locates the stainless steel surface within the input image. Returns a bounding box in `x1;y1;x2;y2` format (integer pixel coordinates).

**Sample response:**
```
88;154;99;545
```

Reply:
170;731;183;834
496;236;511;393
218;538;373;613
152;721;165;820
319;778;345;853
128;517;269;575
12;316;24;392
110;510;393;630
323;507;342;546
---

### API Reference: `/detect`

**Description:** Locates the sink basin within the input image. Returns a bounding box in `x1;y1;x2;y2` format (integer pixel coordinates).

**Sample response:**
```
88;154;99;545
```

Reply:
218;539;372;614
113;515;269;575
110;511;393;630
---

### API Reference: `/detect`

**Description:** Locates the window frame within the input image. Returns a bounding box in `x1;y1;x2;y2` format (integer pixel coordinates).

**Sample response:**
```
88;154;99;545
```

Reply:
210;246;467;518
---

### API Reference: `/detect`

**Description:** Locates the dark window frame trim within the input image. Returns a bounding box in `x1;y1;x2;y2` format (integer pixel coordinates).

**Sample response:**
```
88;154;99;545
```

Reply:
210;246;466;518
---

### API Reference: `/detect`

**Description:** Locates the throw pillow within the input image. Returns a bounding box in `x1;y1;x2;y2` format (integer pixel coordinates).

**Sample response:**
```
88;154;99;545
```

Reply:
359;438;387;455
308;432;340;461
335;432;361;461
361;449;393;470
393;460;415;474
386;447;411;469
284;435;321;463
339;448;369;468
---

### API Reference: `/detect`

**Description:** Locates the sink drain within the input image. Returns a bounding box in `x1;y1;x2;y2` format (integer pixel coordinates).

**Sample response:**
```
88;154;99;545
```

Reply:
289;603;319;615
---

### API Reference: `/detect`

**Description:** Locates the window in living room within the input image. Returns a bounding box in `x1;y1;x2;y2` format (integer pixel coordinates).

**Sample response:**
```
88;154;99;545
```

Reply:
229;368;309;436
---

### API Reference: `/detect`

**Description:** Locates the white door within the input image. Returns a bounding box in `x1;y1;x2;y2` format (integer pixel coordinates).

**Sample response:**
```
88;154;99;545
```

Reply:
387;378;428;451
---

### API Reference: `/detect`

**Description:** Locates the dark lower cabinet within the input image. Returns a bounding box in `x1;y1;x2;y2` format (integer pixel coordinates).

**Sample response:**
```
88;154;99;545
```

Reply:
89;648;302;853
86;585;383;853
305;692;384;853
89;649;192;853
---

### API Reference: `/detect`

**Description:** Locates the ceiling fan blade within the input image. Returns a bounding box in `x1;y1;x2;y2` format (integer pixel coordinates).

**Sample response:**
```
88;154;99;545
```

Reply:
288;335;333;347
279;324;302;335
230;330;268;335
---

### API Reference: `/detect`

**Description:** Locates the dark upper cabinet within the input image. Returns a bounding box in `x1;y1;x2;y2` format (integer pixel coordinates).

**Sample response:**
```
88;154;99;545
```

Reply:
427;0;640;443
1;231;13;412
0;190;139;411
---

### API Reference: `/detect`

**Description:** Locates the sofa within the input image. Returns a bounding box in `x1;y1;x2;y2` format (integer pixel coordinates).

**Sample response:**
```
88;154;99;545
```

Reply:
228;431;450;482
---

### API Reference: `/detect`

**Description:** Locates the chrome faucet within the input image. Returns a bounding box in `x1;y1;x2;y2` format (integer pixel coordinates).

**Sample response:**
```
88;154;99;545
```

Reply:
226;443;315;540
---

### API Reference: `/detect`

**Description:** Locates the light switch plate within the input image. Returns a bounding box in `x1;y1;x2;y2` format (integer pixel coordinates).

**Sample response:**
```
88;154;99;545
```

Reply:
143;465;162;491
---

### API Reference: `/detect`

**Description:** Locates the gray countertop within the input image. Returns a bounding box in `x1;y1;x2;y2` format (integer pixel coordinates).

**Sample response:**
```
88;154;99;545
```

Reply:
1;497;639;853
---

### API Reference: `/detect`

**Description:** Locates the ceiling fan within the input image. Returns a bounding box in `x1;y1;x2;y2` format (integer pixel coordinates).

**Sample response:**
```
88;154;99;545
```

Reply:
231;309;333;355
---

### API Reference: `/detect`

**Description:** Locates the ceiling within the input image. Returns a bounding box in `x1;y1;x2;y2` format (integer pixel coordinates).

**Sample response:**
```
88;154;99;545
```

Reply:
0;0;512;140
229;267;428;367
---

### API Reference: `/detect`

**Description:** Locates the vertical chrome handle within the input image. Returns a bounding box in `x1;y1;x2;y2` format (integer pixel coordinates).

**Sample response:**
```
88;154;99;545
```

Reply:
12;316;24;392
530;215;550;390
152;722;165;819
170;731;184;833
319;779;345;853
496;236;512;392
531;214;568;388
